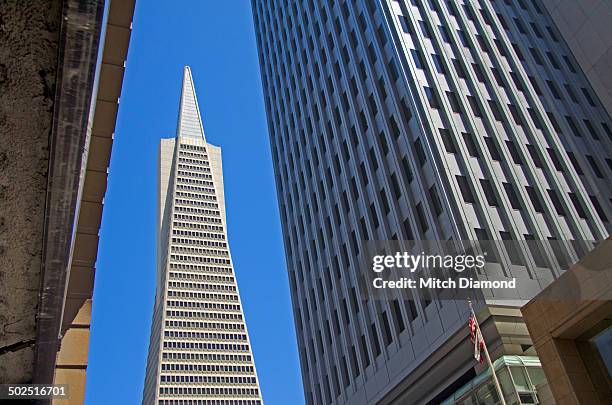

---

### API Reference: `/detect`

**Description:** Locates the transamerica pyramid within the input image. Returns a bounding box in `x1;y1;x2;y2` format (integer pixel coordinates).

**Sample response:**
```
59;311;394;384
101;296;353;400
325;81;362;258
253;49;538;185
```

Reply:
143;66;263;405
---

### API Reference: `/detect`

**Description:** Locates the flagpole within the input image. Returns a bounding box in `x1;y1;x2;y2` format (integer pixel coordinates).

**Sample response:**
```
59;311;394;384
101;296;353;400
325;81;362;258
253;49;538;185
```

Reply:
468;299;507;405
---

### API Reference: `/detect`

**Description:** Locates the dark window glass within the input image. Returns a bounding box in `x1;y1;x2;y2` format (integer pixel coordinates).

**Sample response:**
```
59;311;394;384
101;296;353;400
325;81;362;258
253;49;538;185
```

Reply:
503;182;521;210
429;185;443;215
456;175;475;203
463;132;479;157
484;137;501;160
424;86;440;109
480;179;498;206
547;189;566;216
526;186;544;213
439;128;457;153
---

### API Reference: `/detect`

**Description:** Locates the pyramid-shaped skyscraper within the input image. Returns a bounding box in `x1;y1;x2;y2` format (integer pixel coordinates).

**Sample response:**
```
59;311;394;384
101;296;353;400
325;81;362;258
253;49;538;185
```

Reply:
143;67;263;405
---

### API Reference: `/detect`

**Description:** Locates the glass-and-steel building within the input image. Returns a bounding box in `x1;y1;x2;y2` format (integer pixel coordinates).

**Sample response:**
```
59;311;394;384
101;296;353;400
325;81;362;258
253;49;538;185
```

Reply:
252;0;612;403
142;67;262;405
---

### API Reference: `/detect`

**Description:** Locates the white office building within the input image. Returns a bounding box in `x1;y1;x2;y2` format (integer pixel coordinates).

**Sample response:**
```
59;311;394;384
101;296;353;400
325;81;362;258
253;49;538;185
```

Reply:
143;67;262;405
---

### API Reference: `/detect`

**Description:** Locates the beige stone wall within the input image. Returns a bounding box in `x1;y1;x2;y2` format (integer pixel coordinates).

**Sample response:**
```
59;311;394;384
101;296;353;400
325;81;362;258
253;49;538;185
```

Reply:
53;300;91;405
522;239;612;404
541;0;612;117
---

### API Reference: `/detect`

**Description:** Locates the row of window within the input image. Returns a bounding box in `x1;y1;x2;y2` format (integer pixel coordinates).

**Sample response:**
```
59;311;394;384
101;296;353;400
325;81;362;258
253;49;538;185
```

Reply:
169;255;230;266
171;246;228;258
173;221;224;233
163;324;245;339
160;375;256;385
179;144;207;152
175;199;219;210
161;363;254;374
168;273;234;284
174;206;221;218
172;229;226;241
159;387;259;398
177;171;213;181
163;331;248;348
166;291;239;305
169;263;233;275
165;313;243;330
166;300;241;318
164;341;251;352
162;350;251;362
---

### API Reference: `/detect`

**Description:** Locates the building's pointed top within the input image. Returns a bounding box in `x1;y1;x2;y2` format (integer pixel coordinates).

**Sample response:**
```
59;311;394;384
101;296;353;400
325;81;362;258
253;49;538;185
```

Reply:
177;66;206;140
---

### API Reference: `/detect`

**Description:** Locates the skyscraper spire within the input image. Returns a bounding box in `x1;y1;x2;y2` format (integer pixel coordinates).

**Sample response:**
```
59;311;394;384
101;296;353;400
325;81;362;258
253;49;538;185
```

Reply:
176;66;206;140
143;68;262;404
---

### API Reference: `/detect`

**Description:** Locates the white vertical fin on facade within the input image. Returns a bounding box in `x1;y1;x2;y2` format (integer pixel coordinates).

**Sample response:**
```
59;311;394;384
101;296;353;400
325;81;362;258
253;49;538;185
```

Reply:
177;66;206;140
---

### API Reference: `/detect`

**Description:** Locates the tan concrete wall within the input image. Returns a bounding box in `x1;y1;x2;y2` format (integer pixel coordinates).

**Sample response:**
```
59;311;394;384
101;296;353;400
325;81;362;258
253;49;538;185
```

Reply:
53;300;91;405
0;1;63;383
542;0;612;117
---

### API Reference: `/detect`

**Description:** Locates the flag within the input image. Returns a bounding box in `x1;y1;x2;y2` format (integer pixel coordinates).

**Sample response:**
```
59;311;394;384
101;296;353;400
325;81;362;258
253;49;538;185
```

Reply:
468;314;485;364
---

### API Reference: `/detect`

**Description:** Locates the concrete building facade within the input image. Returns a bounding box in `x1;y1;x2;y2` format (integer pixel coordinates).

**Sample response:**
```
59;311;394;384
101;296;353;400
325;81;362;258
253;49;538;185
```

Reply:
0;1;135;403
142;67;262;405
541;0;612;118
251;0;612;403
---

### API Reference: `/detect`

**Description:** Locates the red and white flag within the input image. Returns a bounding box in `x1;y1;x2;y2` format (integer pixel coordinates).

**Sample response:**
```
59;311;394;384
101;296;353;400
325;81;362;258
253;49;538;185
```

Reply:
468;314;485;364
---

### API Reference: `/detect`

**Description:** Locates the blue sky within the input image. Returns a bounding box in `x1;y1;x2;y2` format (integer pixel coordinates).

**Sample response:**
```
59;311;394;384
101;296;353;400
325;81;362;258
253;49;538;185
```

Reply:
85;1;304;404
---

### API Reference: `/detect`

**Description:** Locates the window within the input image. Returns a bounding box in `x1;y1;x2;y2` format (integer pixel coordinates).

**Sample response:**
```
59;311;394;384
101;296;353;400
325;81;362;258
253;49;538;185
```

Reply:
424;86;440;109
564;84;578;103
547;52;560;69
480;179;498;206
569;193;587;219
432;54;446;74
581;88;596;106
439;25;451;43
547;80;561;99
414;138;427;166
399;16;411;34
446;91;461;113
380;188;390;215
527;144;543;168
392;300;406;332
547;148;564;172
439;128;457;153
456;175;475;203
526;186;544;213
391;173;402;199
419;20;432;38
415;202;429;232
548;189;566;216
567;151;583;175
590;196;608;222
563;55;576;73
508;104;522;126
453;59;467;79
488;100;503;121
402;156;413;183
472;63;485;82
468;96;483;117
506;140;523;165
583;120;600;140
491;68;505;87
429;185;443;216
463;132;479;157
586;155;604;178
503;182;521;209
565;116;582;137
529;47;543;65
412;49;425;69
546;26;559;42
484;137;501;160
